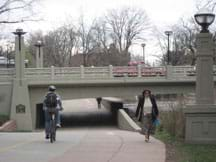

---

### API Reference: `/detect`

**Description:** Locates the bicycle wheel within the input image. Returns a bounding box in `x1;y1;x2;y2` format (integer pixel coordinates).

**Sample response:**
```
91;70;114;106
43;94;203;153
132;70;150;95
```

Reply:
50;115;56;143
50;120;54;143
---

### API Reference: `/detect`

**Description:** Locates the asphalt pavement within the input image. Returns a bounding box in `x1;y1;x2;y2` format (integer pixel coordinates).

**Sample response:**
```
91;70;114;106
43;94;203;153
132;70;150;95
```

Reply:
0;98;165;162
0;128;165;162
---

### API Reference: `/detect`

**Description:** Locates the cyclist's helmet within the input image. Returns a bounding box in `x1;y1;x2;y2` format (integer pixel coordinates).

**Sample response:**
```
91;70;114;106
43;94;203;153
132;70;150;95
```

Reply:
48;85;56;92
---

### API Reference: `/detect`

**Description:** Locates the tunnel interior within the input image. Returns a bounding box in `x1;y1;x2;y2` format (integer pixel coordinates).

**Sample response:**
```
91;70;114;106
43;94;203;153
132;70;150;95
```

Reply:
35;99;117;129
36;103;45;128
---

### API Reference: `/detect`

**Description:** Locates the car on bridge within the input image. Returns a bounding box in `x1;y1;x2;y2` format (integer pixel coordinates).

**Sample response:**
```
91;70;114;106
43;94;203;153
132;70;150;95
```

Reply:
113;61;166;77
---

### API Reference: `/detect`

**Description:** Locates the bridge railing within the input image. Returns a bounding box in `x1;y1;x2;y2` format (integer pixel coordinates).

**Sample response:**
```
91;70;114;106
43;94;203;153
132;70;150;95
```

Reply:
1;65;215;81
170;66;195;79
0;68;15;81
25;68;52;79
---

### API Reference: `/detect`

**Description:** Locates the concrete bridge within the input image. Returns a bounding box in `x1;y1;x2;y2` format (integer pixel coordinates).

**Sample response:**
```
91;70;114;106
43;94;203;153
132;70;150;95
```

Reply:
1;65;216;131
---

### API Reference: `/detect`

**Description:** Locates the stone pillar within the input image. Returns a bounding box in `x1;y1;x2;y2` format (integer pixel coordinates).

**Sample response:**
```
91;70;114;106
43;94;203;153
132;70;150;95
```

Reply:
184;33;216;144
166;65;173;79
10;29;33;131
109;65;113;78
36;47;40;68
196;34;214;104
40;46;43;68
51;66;55;80
80;65;84;78
137;64;142;77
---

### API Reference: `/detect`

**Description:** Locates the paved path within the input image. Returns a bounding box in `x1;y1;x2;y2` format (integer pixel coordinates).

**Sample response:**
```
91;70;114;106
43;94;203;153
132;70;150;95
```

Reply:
0;128;165;162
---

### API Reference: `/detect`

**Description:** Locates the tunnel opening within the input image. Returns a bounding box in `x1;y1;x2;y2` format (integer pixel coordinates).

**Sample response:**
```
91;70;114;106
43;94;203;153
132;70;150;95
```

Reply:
35;99;117;129
36;103;45;128
61;99;117;128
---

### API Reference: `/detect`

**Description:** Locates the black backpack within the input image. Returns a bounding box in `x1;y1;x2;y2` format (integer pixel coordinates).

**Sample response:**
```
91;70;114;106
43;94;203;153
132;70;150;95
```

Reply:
45;92;58;108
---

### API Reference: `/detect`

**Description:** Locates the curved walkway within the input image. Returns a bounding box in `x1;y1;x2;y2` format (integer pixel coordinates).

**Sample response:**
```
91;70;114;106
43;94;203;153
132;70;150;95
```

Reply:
0;128;165;162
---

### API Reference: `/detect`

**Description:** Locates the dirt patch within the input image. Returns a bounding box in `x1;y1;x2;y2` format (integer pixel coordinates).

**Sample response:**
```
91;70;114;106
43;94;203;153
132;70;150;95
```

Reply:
165;143;177;162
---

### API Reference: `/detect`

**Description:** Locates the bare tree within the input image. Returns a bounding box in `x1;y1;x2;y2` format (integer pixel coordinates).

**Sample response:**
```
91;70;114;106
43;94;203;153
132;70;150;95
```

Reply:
195;0;216;11
27;25;78;67
171;17;198;65
43;26;78;67
77;15;97;66
105;7;150;54
0;0;40;24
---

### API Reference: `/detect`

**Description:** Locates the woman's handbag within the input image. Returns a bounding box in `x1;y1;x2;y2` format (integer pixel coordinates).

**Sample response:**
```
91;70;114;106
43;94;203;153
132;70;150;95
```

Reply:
153;118;160;126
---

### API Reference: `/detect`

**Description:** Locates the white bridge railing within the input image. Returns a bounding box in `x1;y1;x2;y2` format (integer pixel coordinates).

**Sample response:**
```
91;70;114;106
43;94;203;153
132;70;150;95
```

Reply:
1;65;215;81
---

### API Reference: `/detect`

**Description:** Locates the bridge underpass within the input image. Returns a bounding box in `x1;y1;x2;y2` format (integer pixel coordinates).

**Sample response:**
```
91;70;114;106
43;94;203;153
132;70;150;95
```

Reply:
35;98;117;129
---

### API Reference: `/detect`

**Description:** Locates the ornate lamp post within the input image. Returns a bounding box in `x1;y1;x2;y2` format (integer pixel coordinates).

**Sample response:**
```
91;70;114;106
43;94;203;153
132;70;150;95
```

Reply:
164;31;173;65
184;10;216;144
34;40;44;68
141;43;146;64
12;29;27;80
194;12;215;33
10;28;33;131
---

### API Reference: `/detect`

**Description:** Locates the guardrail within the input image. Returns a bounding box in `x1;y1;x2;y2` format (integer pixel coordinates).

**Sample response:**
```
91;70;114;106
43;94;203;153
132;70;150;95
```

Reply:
1;65;216;81
0;68;15;81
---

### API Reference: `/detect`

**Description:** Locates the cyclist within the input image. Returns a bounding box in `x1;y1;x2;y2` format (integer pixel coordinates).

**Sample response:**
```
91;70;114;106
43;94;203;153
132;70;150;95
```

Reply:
43;85;63;139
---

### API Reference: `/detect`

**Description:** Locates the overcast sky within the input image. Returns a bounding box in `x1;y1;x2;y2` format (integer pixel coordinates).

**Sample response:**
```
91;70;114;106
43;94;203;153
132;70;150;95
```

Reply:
10;0;199;64
39;0;195;29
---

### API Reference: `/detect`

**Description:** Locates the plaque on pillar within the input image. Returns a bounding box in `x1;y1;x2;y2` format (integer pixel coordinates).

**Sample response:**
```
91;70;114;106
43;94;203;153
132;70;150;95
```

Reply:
16;104;26;113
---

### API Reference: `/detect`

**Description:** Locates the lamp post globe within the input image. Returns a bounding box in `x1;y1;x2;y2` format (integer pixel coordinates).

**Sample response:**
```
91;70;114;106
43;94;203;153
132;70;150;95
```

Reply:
194;9;215;33
34;40;44;57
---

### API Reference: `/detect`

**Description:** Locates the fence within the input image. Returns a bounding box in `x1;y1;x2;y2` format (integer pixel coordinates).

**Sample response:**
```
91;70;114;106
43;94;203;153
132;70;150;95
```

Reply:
1;65;213;81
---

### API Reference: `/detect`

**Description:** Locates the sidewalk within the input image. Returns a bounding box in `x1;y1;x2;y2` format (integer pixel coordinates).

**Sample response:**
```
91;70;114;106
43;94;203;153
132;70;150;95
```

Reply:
0;128;165;162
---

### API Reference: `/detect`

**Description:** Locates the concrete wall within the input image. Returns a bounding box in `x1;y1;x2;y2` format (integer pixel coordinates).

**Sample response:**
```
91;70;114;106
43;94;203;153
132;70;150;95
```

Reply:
0;82;13;116
102;97;141;132
27;82;196;129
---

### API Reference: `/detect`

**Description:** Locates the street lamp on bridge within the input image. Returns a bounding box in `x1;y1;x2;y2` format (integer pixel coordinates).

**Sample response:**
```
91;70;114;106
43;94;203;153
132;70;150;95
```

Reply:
141;43;146;64
34;40;44;68
164;31;173;65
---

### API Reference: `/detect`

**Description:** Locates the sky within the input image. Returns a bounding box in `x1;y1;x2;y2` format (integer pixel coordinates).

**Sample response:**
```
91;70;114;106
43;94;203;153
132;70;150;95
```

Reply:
6;0;198;64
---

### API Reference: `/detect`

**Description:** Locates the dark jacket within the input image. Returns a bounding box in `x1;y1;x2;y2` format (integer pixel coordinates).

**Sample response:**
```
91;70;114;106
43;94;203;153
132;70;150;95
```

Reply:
135;94;159;122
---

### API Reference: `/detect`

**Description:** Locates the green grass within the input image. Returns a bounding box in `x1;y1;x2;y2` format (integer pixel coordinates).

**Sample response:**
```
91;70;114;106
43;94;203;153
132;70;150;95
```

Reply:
179;143;216;162
0;114;9;126
155;129;216;162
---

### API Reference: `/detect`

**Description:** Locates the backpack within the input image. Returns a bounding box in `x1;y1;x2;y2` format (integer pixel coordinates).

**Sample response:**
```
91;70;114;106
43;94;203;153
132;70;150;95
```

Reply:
45;92;58;108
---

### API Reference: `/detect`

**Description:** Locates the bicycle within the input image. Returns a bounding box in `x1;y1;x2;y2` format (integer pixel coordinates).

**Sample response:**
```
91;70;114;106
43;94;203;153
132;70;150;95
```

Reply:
48;108;57;143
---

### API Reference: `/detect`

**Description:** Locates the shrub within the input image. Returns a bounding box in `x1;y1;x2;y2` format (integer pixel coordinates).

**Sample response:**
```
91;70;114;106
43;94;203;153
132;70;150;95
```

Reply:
0;114;9;126
158;101;185;139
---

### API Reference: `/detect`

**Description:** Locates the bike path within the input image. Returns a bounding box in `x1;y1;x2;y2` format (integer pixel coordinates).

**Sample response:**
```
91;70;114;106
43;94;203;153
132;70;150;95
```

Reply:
0;128;165;162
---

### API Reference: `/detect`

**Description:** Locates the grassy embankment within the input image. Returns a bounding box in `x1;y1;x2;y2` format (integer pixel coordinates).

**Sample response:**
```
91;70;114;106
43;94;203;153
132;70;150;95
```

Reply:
154;102;216;162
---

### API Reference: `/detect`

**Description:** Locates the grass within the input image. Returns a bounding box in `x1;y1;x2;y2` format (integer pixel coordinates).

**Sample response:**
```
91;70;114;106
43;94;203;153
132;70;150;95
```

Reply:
155;129;216;162
154;100;216;162
0;114;9;126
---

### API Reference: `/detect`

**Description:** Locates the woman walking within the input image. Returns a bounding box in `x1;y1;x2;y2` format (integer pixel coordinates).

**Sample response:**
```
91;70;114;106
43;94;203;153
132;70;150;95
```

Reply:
135;89;159;142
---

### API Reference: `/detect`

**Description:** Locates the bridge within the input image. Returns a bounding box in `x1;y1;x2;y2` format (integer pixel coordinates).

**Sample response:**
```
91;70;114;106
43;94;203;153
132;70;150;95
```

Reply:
0;64;215;131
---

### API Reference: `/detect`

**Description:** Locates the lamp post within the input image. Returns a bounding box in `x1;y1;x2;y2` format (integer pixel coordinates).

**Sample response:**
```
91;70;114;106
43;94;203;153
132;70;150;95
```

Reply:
10;28;33;131
34;40;44;68
164;31;173;65
141;43;146;64
184;10;216;144
12;28;26;80
12;29;26;52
